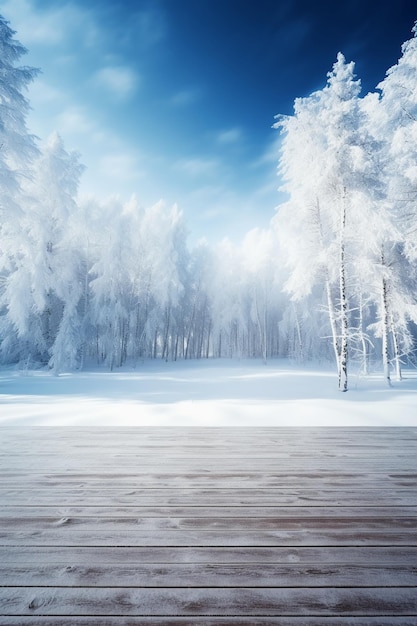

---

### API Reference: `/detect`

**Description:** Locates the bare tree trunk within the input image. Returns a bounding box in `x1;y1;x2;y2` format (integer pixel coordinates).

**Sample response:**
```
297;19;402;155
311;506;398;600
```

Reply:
381;274;392;387
197;307;206;359
356;291;368;375
293;303;304;362
338;191;348;392
325;276;340;373
184;300;196;360
390;314;402;382
161;305;171;361
316;198;340;376
174;333;179;361
205;319;212;358
79;258;90;371
254;286;267;364
153;329;158;359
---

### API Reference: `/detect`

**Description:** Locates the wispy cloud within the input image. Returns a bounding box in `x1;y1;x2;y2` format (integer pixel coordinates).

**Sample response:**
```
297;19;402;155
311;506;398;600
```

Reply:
93;66;139;100
28;79;64;105
251;135;283;167
174;157;219;177
98;152;144;183
54;106;96;136
128;4;167;47
0;0;98;47
216;127;243;145
170;87;201;107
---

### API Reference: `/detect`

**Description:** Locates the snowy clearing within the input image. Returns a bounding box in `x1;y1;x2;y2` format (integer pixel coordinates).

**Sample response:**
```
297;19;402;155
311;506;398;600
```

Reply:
0;360;416;427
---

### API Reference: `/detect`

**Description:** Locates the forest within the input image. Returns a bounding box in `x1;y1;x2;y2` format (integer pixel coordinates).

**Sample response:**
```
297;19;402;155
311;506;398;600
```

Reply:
1;16;417;391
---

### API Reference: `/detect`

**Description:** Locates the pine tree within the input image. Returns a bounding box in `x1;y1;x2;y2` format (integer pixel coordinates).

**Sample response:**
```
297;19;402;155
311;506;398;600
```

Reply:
0;16;39;363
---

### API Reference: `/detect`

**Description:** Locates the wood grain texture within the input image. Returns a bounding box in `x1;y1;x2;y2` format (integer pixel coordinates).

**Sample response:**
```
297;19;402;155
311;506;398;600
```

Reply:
0;426;416;624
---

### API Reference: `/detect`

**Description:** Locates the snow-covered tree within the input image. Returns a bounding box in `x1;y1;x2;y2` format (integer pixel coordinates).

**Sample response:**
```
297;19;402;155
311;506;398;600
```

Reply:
182;241;213;360
1;133;85;371
207;238;245;358
0;16;38;217
274;53;390;390
370;22;417;381
241;228;281;363
88;197;135;369
36;134;85;372
0;16;40;363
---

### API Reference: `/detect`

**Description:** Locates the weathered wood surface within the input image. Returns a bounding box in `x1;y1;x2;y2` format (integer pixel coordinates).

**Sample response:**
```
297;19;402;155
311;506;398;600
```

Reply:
0;427;416;625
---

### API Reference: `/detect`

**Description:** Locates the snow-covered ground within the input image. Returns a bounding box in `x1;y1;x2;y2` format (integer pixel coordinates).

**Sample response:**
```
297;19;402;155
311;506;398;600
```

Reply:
0;359;416;427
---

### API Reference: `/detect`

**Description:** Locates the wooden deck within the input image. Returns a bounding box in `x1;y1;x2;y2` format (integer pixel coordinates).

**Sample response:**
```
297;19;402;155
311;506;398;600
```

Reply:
0;427;416;625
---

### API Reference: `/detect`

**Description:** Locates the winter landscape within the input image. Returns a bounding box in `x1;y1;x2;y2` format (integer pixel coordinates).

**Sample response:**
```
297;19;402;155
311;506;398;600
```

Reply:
1;4;417;623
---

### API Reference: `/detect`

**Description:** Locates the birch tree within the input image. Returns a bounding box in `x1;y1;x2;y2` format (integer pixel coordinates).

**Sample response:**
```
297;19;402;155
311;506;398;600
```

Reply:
274;53;379;390
363;22;417;382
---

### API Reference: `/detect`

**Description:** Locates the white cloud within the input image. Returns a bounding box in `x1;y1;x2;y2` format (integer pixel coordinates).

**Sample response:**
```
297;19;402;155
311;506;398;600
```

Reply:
252;135;283;167
98;152;144;183
126;5;167;48
0;0;98;47
54;106;95;136
216;127;243;144
174;157;219;177
170;88;201;107
93;66;139;99
28;79;64;105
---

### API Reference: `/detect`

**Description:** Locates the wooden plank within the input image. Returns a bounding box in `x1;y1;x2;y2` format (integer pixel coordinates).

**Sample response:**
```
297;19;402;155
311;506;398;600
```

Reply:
3;460;415;469
2;561;416;588
1;493;415;506
2;484;417;497
1;586;417;616
7;485;413;493
8;458;414;465
2;455;416;467
1;618;417;626
5;447;413;456
3;476;417;487
4;473;417;487
1;435;414;448
0;445;413;457
1;505;417;518
0;425;414;436
0;514;416;532
1;528;416;547
1;545;416;565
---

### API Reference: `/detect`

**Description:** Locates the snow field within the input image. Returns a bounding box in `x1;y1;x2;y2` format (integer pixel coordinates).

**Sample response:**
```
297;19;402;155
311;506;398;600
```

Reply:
0;360;416;427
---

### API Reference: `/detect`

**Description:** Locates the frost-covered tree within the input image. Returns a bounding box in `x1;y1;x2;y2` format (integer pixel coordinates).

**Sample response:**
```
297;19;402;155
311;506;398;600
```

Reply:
88;196;137;369
0;16;40;362
1;133;85;371
139;201;187;361
87;197;188;366
0;16;38;219
207;238;246;358
370;22;417;382
181;241;213;360
274;53;388;390
241;228;281;363
35;134;85;372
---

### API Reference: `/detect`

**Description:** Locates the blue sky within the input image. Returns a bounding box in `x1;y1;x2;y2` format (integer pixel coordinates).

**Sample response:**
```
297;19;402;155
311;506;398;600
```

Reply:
1;0;416;242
